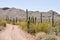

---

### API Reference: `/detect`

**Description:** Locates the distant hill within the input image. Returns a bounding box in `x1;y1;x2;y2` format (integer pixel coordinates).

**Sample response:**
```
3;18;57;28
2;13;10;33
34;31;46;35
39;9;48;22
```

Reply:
0;7;60;22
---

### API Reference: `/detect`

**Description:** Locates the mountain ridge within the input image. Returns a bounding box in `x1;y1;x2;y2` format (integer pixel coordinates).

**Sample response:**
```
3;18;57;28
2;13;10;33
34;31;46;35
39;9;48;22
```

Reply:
0;7;60;22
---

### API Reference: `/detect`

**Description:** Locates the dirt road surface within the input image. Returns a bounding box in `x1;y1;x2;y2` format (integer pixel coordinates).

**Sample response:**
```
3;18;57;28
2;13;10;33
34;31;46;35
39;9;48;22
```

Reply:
0;24;36;40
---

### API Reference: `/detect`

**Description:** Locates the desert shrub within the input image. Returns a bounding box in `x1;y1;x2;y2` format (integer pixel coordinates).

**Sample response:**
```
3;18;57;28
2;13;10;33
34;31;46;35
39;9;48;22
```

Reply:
56;25;60;32
15;21;20;25
45;34;56;40
0;21;6;27
19;22;27;31
54;23;60;35
26;22;52;34
35;22;52;33
36;32;46;40
28;23;36;34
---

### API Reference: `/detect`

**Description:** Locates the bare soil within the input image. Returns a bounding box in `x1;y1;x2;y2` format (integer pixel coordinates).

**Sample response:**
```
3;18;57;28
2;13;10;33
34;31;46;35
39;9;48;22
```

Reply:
0;24;36;40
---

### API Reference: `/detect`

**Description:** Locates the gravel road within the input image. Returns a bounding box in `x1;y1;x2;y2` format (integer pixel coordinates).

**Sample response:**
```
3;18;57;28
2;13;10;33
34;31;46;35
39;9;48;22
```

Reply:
0;24;36;40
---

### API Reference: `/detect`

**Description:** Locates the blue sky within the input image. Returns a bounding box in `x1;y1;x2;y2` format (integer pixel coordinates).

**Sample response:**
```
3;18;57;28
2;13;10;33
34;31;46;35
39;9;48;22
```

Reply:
0;0;60;13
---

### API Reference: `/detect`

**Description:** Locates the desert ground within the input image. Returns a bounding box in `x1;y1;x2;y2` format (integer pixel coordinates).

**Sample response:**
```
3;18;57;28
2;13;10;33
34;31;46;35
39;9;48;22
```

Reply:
0;24;36;40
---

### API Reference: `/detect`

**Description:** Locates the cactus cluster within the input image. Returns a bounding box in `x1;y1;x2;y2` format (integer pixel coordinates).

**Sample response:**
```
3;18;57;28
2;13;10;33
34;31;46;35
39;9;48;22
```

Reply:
5;16;21;25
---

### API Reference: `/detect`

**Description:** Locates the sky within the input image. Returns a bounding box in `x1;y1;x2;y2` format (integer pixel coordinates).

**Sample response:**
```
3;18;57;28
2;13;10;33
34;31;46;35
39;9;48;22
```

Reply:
0;0;60;13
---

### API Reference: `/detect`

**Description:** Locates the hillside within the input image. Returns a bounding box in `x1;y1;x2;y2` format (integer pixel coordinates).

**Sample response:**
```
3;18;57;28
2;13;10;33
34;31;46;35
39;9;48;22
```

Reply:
0;7;60;22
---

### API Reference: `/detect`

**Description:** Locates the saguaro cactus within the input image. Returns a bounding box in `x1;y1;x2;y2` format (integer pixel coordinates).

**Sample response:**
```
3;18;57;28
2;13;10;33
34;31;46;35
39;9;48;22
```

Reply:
48;16;51;22
6;16;9;21
28;16;30;21
31;16;34;23
16;17;18;23
35;17;37;24
26;9;28;22
9;19;12;22
41;13;42;23
27;20;30;33
12;18;15;25
52;12;54;27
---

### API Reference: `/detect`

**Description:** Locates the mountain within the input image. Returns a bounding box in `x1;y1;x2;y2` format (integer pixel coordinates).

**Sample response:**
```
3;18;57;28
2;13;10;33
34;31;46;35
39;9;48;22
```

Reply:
0;7;60;22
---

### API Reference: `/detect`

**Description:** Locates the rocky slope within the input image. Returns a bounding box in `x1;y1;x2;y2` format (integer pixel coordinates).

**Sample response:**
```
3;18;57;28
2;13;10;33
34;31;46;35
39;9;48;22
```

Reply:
0;7;60;22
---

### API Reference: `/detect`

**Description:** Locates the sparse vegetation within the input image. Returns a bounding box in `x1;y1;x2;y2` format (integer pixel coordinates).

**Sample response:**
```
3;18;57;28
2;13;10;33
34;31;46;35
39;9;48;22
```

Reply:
0;8;60;40
45;35;56;40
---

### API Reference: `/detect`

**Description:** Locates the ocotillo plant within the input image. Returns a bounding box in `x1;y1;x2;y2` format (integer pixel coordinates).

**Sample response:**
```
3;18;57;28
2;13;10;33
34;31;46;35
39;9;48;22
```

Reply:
52;12;54;27
26;9;28;22
40;13;42;23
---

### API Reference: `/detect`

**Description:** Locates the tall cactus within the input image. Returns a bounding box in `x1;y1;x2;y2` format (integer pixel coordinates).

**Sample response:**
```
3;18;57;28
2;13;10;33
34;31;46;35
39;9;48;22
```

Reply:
12;18;15;25
26;9;28;22
41;13;42;23
26;9;30;33
27;20;30;33
52;12;54;27
34;17;37;24
31;16;34;23
28;16;30;21
48;16;51;22
32;17;34;23
16;17;18;23
6;16;9;22
9;19;12;23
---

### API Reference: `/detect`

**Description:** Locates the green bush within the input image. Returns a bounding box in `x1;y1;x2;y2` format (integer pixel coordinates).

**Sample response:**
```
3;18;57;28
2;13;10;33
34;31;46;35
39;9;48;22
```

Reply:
54;23;60;35
35;22;52;33
19;22;27;31
28;23;35;34
0;21;6;27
